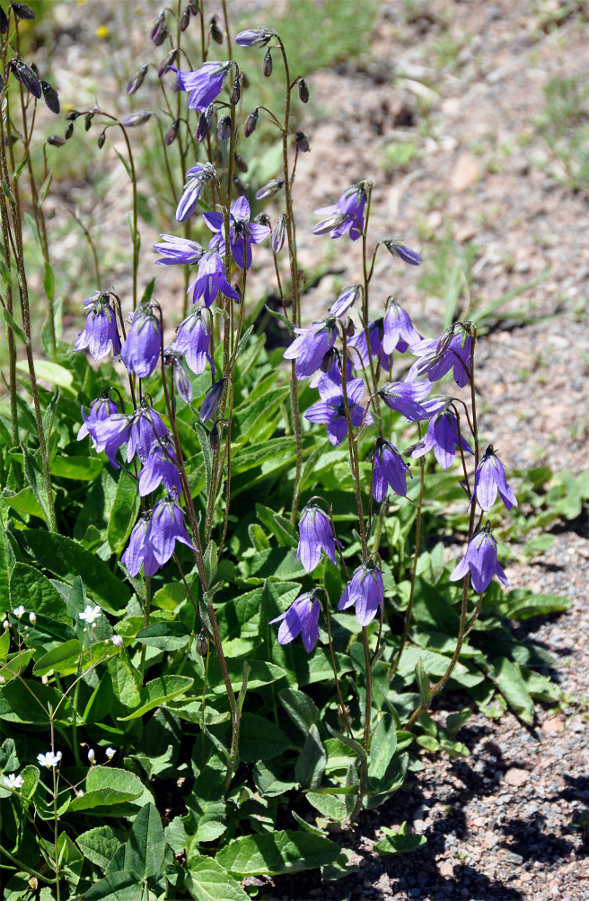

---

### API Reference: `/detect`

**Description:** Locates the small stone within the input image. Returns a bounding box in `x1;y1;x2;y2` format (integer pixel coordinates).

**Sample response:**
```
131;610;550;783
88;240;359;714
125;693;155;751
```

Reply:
450;152;482;192
504;767;530;787
542;717;565;734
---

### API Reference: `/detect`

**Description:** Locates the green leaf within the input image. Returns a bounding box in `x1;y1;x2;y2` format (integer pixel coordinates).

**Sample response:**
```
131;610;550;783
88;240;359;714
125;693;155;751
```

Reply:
368;712;397;785
306;791;348;822
16;530;130;612
489;657;535;724
80;870;143;901
295;724;326;789
117;675;194;720
107;471;140;554
16;359;74;392
1;307;29;345
9;562;69;623
49;455;104;481
21;445;50;524
279;687;320;734
33;639;83;676
239;712;291;761
69;766;147;815
0;679;65;724
217;830;340;877
415;657;432;707
186;855;249;901
507;590;570;620
194;422;213;495
136;621;191;651
253;761;299;798
125;802;165;879
374;823;427;856
233;386;290;441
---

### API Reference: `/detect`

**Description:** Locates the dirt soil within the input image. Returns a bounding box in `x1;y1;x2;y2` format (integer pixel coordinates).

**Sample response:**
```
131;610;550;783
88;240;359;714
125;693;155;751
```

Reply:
40;1;589;899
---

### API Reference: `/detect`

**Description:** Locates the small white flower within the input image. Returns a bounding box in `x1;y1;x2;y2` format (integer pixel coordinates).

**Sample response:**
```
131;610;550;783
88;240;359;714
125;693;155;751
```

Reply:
78;605;102;624
13;605;25;618
111;634;123;647
29;612;37;625
76;789;84;798
105;747;116;760
3;773;24;789
37;750;62;768
3;620;9;630
87;748;96;764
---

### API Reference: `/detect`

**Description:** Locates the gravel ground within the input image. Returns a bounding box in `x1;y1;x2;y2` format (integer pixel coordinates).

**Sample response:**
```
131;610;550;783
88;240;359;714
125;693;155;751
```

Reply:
37;1;589;898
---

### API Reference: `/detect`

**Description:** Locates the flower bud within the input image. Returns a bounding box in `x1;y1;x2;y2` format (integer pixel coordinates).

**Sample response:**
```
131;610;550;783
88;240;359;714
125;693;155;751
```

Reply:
263;50;273;77
196;630;209;656
208;423;221;451
255;213;271;228
85;113;94;131
87;748;96;765
29;612;37;625
272;214;286;254
294;131;310;153
10;60;41;98
165;118;180;145
180;7;190;31
196;103;214;142
244;108;259;137
345;317;356;338
217;114;232;141
234;153;248;174
298;78;309;103
320;347;337;372
97;132;106;149
235;28;275;47
41;81;60;114
230;75;241;106
188;2;200;13
210;15;223;44
157;49;178;78
382;241;422;266
200;377;226;423
12;3;35;19
47;135;66;147
255;178;283;200
232;175;248;196
120;110;152;127
65;122;74;140
151;10;167;45
0;6;8;33
127;64;148;95
105;747;116;760
111;634;123;647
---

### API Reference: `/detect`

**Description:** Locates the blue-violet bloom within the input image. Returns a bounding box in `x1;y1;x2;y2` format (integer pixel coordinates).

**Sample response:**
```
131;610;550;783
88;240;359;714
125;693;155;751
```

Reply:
449;523;509;593
122;514;160;577
172;308;212;376
203;195;270;270
377;379;432;422
329;284;362;319
296;504;337;573
74;292;121;360
408;326;472;388
270;591;321;653
283;318;337;380
313;183;367;241
77;394;118;447
372;439;412;502
383;241;422;266
149;493;195;566
172;62;232;112
154;234;205;265
138;435;181;497
411;407;473;469
175;163;217;222
348;319;391;371
304;370;373;446
338;560;384;627
472;445;517;512
188;250;240;307
200;377;226;423
235;28;276;47
120;303;162;379
382;299;422;355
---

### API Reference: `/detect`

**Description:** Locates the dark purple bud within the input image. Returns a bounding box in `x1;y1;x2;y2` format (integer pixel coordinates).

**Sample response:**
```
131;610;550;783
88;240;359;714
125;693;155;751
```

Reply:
65;122;74;140
97;132;106;149
127;64;148;95
47;135;66;147
320;347;337;373
232;175;248;196
383;241;422;266
230;75;241;106
294;131;310;153
272;214;286;254
263;49;273;77
120;110;152;127
151;10;167;44
11;2;35;19
10;60;41;98
196;103;214;142
164;118;180;145
298;78;309;103
196;631;208;656
235;28;275;47
85;113;94;131
157;49;178;78
209;15;223;44
208;423;221;451
0;6;8;33
41;82;60;114
234;153;248;174
200;377;226;423
345;318;355;337
217;114;232;141
244;108;258;137
188;1;199;13
65;110;81;121
255;212;271;228
255;178;283;200
179;7;190;31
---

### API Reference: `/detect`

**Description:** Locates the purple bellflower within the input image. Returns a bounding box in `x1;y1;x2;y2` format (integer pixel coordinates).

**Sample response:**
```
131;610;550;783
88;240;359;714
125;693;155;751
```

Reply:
164;349;193;403
472;445;518;512
383;241;422;266
329;285;362;319
372;439;412;502
77;394;119;447
296;504;338;573
270;591;321;653
313;182;367;241
188;250;240;307
149;493;195;566
449;523;509;593
203;195;270;270
91;403;169;468
154;234;205;265
172;308;213;376
304;370;373;446
74;292;121;361
138;435;181;497
120;303;162;379
122;514;160;577
377;379;432;422
172;62;232;112
175;162;217;222
338;559;384;627
235;28;276;47
348;320;391;372
411;407;473;470
382;299;422;355
283;318;337;381
408;326;472;388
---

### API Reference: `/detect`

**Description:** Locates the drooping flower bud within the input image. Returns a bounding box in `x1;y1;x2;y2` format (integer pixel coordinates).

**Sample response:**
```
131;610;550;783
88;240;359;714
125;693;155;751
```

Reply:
0;6;8;33
233;175;248;196
85;112;94;131
235;27;276;47
200;377;226;423
263;49;273;77
298;78;309;103
196;103;214;142
164;118;180;145
382;241;422;266
272;214;286;254
209;15;223;44
47;135;66;147
233;153;247;174
217;114;232;141
65;122;74;140
196;631;209;656
12;3;35;19
208;423;221;451
230;75;241;106
157;49;178;78
294;131;310;153
244;108;259;137
127;64;148;95
97;132;106;149
151;9;167;45
10;60;41;98
255;178;284;200
120;110;152;128
41;81;60;114
179;7;190;31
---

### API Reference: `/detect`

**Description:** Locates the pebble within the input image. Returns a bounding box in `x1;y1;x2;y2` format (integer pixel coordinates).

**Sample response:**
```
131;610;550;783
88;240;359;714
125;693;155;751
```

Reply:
503;767;531;786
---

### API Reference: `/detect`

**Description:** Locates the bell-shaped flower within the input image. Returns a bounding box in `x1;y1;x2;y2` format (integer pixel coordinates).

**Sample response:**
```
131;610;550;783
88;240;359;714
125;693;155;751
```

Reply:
149;494;195;566
305;370;373;447
172;61;232;112
313;183;367;241
411;407;473;470
188;250;240;307
200;377;226;423
329;285;362;319
77;394;119;447
382;299;422;355
154;234;205;265
74;292;121;360
383;241;422;266
372;439;412;502
283;318;337;381
203;195;270;270
175;163;217;222
172;308;213;376
121;514;160;577
138;435;182;498
91;403;169;468
449;523;509;593
378;379;432;422
270;591;321;653
472;445;518;512
120;303;162;379
235;28;276;47
408;325;472;388
348;320;391;371
296;504;337;573
338;559;384;627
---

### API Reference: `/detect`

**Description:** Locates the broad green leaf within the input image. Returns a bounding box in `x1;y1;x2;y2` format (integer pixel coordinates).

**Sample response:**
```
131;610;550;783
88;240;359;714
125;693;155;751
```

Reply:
69;766;148;814
507;590;570;620
239;712;291;761
77;826;123;871
306;791;348;822
107;471;140;554
233;386;289;441
232;437;295;475
0;522;14;605
374;824;427;856
125;802;165;879
9;562;69;623
279;688;320;735
0;679;65;724
1;307;29;344
253;761;299;798
368;712;397;784
16;530;130;612
136;621;191;651
33;639;83;676
415;657;432;707
50;456;103;481
16;359;74;392
118;675;194;720
186;855;249;901
187;796;227;843
217;830;340;877
489;657;534;724
80;870;143;901
294;725;326;789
